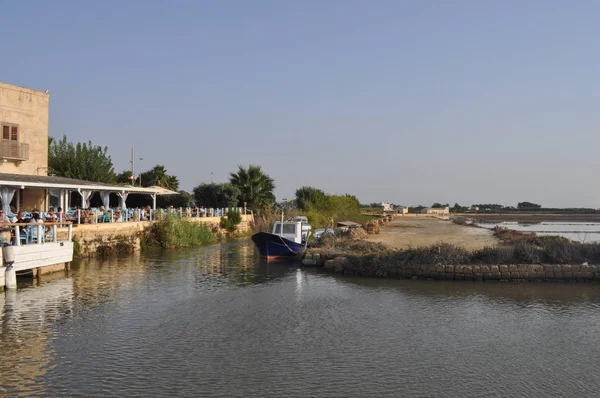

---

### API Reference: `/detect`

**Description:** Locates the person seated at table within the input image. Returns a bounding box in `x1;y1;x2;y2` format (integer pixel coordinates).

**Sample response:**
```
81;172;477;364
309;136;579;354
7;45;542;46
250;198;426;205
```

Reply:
56;207;67;224
11;211;27;243
45;208;57;222
69;206;83;224
81;208;92;224
0;210;11;224
10;210;26;223
31;212;44;223
114;209;123;222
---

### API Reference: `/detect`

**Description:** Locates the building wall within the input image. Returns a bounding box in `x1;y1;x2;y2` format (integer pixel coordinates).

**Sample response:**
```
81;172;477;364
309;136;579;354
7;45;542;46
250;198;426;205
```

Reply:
0;82;49;175
21;188;47;212
422;207;450;215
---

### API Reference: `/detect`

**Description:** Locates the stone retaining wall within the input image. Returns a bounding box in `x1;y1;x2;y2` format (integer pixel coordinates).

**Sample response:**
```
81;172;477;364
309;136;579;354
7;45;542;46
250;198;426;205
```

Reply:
303;253;600;282
73;214;254;256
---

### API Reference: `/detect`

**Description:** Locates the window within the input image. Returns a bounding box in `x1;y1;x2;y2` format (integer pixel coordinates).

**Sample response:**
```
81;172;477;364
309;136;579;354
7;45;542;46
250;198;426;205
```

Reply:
1;123;18;141
273;223;297;234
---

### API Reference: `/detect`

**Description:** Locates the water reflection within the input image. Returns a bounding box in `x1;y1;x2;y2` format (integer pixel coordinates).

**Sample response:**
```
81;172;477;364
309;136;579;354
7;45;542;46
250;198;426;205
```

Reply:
477;221;600;242
2;240;600;397
0;278;73;396
336;276;600;308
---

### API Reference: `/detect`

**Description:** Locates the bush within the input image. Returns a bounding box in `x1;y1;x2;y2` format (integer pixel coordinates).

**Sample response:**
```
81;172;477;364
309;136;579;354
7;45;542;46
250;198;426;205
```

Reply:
344;240;600;268
148;214;217;249
220;210;242;233
470;246;514;264
388;243;470;266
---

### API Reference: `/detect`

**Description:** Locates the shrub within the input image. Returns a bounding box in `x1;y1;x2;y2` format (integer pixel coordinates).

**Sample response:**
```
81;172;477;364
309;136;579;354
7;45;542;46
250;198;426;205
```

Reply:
471;246;514;264
339;238;600;268
220;210;242;233
149;214;217;249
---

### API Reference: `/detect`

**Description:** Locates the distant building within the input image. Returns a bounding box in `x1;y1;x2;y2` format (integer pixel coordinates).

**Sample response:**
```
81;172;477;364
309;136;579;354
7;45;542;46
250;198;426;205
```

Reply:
381;202;394;212
421;207;450;215
394;205;408;214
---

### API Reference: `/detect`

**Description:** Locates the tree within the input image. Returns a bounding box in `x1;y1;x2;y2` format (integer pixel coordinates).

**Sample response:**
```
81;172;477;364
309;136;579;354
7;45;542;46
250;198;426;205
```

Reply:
295;186;327;211
451;203;468;213
48;135;116;183
116;170;134;184
229;165;275;212
193;183;240;208
158;190;193;208
431;203;449;209
140;165;179;191
517;202;541;209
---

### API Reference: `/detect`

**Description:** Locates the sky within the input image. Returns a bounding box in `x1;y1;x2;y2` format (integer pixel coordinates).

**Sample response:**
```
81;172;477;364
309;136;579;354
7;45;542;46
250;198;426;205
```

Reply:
2;0;600;208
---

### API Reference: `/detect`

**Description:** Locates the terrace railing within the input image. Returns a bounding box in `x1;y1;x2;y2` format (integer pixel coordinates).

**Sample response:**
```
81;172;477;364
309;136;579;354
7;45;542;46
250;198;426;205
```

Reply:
65;207;252;224
0;141;29;160
0;222;73;246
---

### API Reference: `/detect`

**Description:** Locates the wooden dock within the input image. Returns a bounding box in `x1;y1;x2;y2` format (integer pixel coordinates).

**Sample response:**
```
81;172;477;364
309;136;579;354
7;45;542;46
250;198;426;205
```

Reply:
1;222;74;289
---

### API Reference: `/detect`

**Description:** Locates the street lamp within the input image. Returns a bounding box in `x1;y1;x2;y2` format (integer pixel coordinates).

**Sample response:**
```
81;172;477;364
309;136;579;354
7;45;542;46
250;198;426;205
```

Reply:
210;172;214;183
139;157;144;186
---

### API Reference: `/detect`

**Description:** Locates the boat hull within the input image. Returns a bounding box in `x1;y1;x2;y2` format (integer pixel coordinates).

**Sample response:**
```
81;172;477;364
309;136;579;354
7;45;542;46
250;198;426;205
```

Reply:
251;232;306;260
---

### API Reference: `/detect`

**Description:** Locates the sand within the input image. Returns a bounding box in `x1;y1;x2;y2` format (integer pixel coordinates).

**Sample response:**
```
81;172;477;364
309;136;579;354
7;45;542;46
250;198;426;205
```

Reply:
364;217;497;250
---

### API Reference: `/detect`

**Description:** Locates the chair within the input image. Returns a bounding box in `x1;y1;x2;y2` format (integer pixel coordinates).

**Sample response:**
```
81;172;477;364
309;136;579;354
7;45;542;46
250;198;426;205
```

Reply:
27;224;45;244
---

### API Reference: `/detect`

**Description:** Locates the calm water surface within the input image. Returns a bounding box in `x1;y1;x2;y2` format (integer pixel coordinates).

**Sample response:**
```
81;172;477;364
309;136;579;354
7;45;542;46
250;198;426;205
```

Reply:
477;221;600;242
2;240;600;397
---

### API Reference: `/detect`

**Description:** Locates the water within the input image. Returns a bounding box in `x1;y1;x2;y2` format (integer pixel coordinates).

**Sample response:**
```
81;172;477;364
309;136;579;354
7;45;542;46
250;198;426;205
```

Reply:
2;240;600;397
477;221;600;243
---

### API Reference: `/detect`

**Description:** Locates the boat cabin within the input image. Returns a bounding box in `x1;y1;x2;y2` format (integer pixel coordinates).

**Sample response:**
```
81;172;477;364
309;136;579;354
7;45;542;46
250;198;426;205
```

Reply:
272;221;310;244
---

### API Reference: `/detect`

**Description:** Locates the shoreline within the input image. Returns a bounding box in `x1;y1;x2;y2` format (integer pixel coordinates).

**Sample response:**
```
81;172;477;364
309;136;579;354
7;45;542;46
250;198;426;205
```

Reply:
462;213;600;223
303;215;600;283
363;217;498;250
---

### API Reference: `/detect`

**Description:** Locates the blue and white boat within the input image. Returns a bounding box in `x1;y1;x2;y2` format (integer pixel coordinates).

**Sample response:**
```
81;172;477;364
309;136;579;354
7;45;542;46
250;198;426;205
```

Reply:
251;215;312;260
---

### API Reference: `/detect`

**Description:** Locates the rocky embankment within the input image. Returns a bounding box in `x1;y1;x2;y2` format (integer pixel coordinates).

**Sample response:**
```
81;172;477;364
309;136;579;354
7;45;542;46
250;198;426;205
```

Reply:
302;236;600;282
304;252;600;282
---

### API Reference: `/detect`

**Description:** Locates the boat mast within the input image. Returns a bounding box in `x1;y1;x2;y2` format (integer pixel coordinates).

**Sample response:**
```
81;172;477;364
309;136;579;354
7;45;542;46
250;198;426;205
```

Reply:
280;209;284;237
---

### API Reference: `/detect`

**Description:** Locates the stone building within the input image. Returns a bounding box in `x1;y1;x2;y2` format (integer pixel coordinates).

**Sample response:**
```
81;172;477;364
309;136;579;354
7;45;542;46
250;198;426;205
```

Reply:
421;207;450;215
0;81;168;214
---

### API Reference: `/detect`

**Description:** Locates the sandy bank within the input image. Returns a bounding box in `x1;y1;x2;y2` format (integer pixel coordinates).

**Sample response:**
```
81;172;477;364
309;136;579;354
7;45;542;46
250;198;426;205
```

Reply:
364;217;497;250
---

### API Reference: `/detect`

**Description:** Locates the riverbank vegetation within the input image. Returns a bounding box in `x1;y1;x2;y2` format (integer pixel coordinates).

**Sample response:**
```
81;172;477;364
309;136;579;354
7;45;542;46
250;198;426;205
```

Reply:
294;186;371;228
316;230;600;269
220;210;242;233
145;214;218;249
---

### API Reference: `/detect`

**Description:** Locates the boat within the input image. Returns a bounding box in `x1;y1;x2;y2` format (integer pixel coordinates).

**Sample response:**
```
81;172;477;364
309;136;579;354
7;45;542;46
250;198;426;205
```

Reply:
251;214;312;260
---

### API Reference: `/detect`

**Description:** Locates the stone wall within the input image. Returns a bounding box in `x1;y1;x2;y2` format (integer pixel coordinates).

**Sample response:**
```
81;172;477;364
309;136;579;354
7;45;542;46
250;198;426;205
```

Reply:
304;253;600;282
72;214;254;256
0;82;50;175
186;214;253;233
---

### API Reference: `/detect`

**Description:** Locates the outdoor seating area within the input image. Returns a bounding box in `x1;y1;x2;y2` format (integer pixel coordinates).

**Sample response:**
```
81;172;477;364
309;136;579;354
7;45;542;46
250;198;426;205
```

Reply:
0;206;251;245
64;206;251;224
0;221;73;246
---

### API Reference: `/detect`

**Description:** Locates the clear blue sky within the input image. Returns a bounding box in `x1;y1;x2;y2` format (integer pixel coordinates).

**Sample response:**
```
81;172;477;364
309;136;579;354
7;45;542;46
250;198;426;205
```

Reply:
2;0;600;207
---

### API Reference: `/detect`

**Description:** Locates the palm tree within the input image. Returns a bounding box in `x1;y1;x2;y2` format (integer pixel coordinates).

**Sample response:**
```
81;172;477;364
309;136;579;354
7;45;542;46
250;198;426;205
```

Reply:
142;165;179;191
229;165;275;213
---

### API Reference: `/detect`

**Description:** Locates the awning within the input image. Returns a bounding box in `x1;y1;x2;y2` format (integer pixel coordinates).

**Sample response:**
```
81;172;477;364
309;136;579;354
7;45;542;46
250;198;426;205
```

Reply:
0;172;171;195
144;185;179;195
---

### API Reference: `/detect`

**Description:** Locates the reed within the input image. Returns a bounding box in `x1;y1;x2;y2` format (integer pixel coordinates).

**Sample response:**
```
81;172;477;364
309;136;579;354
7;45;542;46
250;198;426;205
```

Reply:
148;214;217;249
